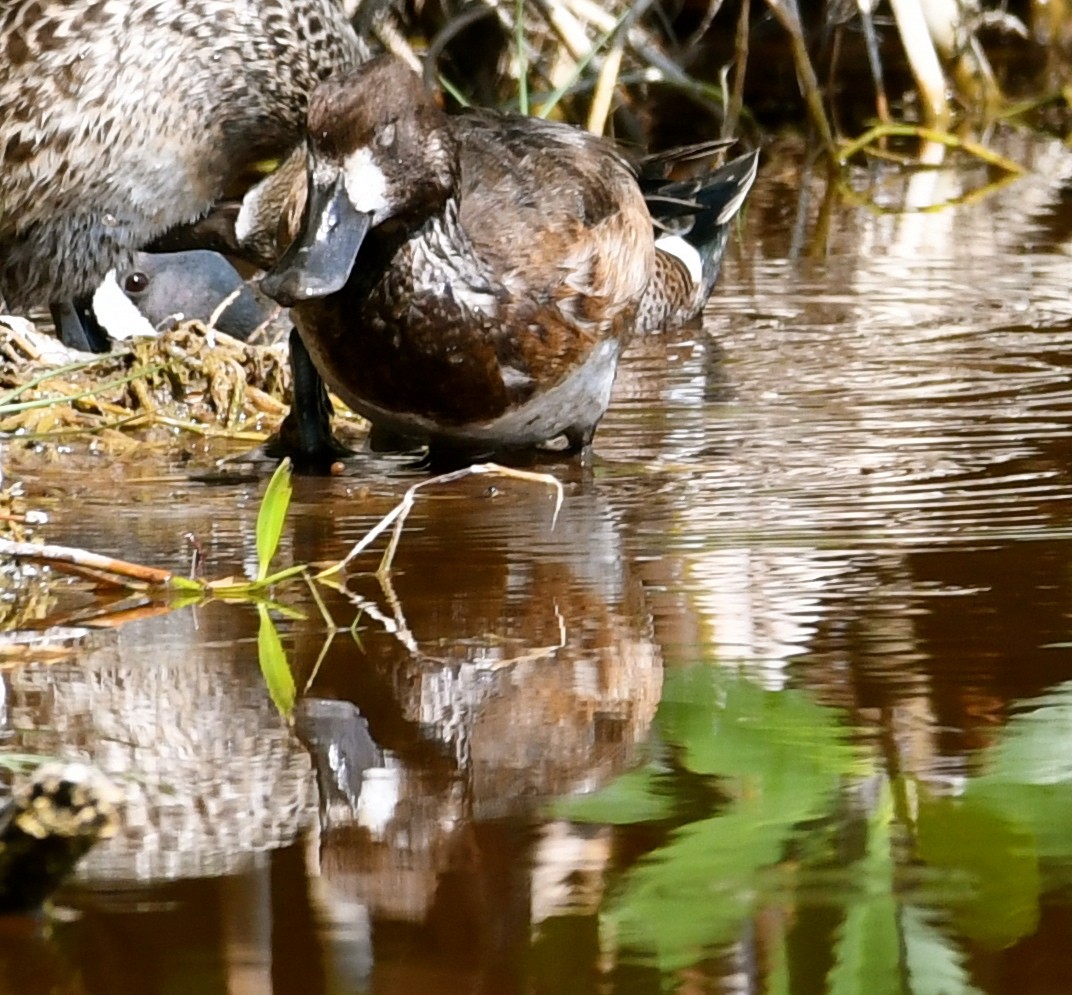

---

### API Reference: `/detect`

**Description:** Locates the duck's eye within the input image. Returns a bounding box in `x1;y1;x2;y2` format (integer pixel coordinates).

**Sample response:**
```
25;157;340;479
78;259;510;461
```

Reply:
123;271;150;294
376;122;397;149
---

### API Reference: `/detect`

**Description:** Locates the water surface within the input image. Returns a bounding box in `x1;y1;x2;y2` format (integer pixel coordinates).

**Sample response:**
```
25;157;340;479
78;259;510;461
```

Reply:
4;131;1072;993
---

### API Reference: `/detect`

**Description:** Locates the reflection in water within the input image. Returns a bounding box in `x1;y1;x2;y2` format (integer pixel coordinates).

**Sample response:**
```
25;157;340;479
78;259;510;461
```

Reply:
5;130;1072;991
4;607;316;882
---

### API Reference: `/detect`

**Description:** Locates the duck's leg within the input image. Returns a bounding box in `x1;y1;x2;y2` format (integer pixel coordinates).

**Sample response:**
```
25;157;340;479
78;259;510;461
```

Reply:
50;298;109;353
266;328;353;472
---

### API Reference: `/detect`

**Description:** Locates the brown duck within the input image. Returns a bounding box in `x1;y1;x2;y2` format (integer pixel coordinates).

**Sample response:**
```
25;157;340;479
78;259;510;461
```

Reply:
254;55;758;465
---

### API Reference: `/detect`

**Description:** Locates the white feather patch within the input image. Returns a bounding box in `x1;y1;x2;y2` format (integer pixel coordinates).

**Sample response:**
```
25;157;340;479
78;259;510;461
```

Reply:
718;153;760;224
342;148;392;221
655;235;703;287
235;177;270;246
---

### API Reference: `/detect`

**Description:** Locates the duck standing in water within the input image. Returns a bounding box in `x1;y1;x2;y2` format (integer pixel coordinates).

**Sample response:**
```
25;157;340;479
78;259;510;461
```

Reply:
0;0;368;351
258;55;758;467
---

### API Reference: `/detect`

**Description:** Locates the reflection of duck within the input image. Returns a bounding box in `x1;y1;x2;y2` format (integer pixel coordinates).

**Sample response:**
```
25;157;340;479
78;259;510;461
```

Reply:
0;0;367;351
287;481;661;984
254;55;757;466
4;613;317;883
300;478;662;817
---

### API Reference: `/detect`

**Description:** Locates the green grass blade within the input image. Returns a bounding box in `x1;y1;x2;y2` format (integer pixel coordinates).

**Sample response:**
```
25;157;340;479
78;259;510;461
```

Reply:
257;603;295;719
255;458;292;582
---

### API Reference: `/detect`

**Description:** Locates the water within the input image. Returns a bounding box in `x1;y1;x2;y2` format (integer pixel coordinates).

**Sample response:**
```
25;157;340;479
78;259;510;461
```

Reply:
4;129;1072;993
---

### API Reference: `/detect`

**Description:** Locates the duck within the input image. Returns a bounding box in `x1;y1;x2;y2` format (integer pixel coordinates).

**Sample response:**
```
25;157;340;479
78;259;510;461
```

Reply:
105;250;284;342
0;0;369;352
252;55;757;467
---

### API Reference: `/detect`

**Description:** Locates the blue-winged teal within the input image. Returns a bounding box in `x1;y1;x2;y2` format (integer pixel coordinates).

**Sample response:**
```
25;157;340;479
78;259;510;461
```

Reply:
94;250;281;341
256;55;757;466
0;0;368;350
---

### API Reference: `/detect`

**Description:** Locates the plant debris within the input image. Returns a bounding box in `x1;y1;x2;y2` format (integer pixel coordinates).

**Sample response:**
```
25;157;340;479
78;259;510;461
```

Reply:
0;316;367;455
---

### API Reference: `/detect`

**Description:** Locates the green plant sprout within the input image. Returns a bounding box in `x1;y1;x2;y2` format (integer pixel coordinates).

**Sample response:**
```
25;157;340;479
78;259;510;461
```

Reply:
0;461;564;714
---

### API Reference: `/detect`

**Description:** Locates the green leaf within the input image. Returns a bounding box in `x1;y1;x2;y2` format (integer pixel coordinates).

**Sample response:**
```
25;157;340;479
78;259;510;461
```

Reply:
607;800;799;969
979;680;1072;787
902;905;985;995
255;458;292;582
167;575;205;593
657;667;867;785
588;668;867;973
257;603;295;719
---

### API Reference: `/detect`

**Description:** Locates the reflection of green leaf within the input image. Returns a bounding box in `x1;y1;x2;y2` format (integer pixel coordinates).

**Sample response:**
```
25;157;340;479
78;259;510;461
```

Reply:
916;795;1039;948
257;603;295;719
551;766;674;825
255;458;292;582
590;668;865;972
828;782;901;995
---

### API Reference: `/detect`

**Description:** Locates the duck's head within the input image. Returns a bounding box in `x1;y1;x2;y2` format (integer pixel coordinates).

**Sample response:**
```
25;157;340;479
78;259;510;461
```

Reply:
261;55;451;307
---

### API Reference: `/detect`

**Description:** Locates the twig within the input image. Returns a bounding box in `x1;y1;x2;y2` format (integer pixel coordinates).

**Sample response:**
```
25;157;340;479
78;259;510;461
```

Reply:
723;0;749;140
319;462;564;580
839;123;1025;174
0;538;174;587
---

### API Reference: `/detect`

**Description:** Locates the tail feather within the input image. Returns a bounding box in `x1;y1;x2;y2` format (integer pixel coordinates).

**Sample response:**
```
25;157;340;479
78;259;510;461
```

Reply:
647;148;759;304
638;148;759;331
637;138;738;181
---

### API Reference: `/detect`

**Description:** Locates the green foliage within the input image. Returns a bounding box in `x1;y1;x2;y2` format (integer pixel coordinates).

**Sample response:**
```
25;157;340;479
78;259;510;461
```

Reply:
552;765;674;825
917;796;1040;950
255;458;292;582
562;667;865;973
827;784;902;995
553;668;1072;985
913;679;1072;949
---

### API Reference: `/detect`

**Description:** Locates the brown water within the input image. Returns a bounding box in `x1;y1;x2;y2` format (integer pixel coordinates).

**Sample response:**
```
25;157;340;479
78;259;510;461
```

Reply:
5;130;1072;993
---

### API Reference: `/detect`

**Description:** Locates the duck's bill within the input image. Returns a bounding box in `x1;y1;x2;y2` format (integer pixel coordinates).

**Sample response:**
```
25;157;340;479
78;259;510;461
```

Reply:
260;175;371;307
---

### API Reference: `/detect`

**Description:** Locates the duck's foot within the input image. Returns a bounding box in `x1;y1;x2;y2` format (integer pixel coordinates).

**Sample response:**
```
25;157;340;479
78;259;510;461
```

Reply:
50;298;109;353
264;329;353;473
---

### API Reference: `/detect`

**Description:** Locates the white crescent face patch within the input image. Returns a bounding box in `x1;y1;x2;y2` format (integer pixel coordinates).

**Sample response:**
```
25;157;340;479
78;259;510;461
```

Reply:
91;269;160;340
654;234;703;287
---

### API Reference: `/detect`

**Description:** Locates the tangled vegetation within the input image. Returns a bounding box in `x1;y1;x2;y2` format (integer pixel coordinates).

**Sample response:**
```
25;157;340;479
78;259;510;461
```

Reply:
361;0;1072;153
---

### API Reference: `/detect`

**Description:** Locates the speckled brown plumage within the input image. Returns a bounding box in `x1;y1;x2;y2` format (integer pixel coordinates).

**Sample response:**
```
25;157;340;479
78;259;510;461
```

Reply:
0;0;368;313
